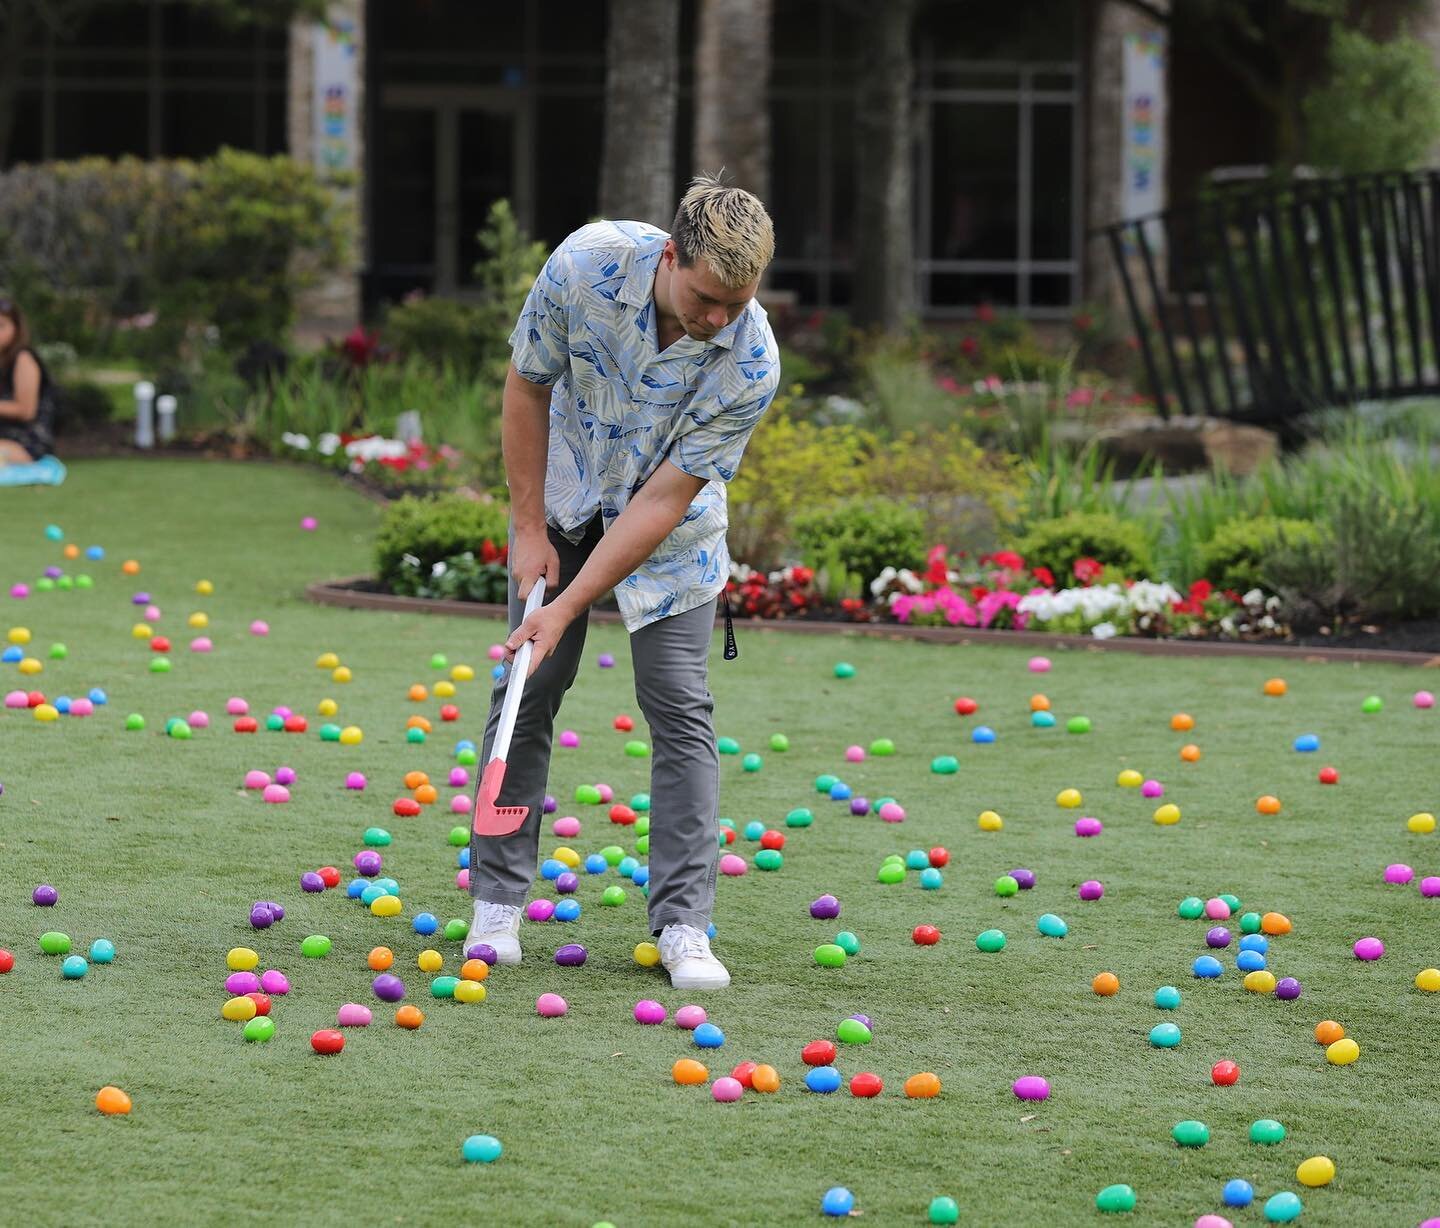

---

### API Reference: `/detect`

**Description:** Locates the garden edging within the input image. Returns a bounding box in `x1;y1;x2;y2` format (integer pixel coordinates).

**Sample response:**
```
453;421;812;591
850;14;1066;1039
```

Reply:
305;576;1440;668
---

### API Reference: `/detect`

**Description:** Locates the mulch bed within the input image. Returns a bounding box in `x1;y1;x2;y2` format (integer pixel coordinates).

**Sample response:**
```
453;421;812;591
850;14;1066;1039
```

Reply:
306;576;1440;667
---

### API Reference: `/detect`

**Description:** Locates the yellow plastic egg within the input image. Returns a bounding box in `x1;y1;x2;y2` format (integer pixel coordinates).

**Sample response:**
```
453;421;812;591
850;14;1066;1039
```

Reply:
33;703;59;721
1408;812;1436;834
417;949;444;973
6;626;31;645
332;666;352;683
1326;1037;1360;1065
187;612;208;629
222;996;258;1022
227;947;259;971
552;846;582;869
434;680;456;698
370;894;402;917
132;623;153;640
1296;1156;1335;1188
451;664;475;682
18;657;42;675
1056;788;1082;809
195;579;214;595
1416;967;1440;992
339;726;363;745
1116;769;1143;788
316;651;340;669
1243;969;1277;993
1153;803;1181;825
634;941;661;967
317;698;338;716
453;980;486;1003
977;810;1003;831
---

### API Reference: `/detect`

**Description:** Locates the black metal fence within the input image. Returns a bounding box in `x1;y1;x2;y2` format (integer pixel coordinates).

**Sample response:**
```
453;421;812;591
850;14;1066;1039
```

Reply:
1102;170;1440;426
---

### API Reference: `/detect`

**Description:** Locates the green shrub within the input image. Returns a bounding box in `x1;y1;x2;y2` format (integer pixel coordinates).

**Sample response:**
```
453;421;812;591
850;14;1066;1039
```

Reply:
375;494;510;591
1196;516;1323;593
1015;511;1155;581
791;498;927;592
53;382;114;433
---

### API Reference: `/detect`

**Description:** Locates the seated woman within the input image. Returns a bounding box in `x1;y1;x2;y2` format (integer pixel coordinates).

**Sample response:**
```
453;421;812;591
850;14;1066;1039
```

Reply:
0;297;63;483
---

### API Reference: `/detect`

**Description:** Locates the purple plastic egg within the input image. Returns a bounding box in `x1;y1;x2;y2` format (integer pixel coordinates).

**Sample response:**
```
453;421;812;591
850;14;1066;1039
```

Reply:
1074;817;1103;837
354;850;382;875
43;566;62;580
849;797;870;815
1274;977;1301;1000
32;884;58;907
225;971;261;995
300;871;325;892
449;768;469;787
1206;926;1232;949
555;872;580;894
263;901;284;921
1354;936;1385;960
372;973;406;1001
598;653;615;668
249;904;274;929
1008;868;1036;890
1013;1075;1051;1100
848;1013;873;1030
554;943;587;966
1421;876;1440;897
275;766;297;786
1384;863;1414;885
132;591;151;605
809;894;841;919
525;898;556;922
543;795;557;813
1078;879;1104;901
259;969;289;995
466;943;498;965
1141;780;1164;798
632;999;667;1025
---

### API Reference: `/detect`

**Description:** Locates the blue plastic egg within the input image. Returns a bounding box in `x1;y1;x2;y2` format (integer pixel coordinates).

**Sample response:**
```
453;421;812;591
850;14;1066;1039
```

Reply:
1193;955;1224;978
584;854;608;875
1239;934;1269;954
541;858;567;881
86;545;104;560
54;696;71;713
1031;710;1056;727
554;899;581;922
458;847;470;869
822;1188;855;1217
88;687;107;704
806;1065;842;1093
61;955;88;979
693;1022;725;1048
1293;733;1319;752
1236;950;1267;972
1;647;20;663
632;866;649;886
744;821;764;840
972;725;996;743
346;878;367;899
905;849;930;870
88;939;116;963
828;782;851;801
413;912;439;935
360;883;388;906
618;856;639;877
1224;1179;1254;1207
920;867;943;890
1154;985;1182;1009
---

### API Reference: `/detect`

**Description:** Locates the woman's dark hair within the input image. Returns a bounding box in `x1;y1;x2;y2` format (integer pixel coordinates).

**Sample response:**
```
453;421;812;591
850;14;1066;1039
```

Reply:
0;297;30;371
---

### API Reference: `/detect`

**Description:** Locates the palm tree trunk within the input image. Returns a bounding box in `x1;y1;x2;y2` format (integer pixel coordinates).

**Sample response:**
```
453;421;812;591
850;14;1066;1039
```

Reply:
693;0;773;200
853;0;918;332
599;0;681;227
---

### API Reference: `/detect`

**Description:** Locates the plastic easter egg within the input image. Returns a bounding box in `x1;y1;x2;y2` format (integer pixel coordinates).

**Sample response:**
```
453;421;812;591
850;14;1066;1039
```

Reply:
461;1134;502;1163
1154;985;1181;1009
222;996;258;1022
634;942;661;967
1354;936;1384;960
1264;1192;1303;1223
1074;816;1103;836
1067;716;1091;734
805;1065;842;1094
1031;710;1056;728
711;1076;744;1102
978;809;1003;831
1193;955;1223;978
912;924;940;945
536;992;567;1018
1293;733;1319;752
243;1016;276;1043
693;1022;725;1048
61;955;88;978
337;1003;372;1027
1223;1179;1254;1207
1092;972;1119;995
1153;803;1181;826
849;1072;883;1097
836;1018;871;1045
1037;913;1067;938
39;931;71;955
1057;788;1082;808
95;1086;131;1115
1296;1156;1334;1187
1149;1022;1182;1048
1094;1185;1136;1214
1079;880;1104;900
1326;1038;1360;1065
994;875;1019;897
1409;812;1436;833
1012;1075;1050;1100
975;929;1006;952
821;1187;854;1216
928;1196;960;1224
1028;656;1051;673
833;662;855;679
676;1005;708;1030
1415;967;1440;991
1250;1118;1287;1144
671;1058;708;1085
904;1071;941;1098
1211;1060;1239;1086
1172;1120;1210;1147
633;999;667;1025
814;944;847;968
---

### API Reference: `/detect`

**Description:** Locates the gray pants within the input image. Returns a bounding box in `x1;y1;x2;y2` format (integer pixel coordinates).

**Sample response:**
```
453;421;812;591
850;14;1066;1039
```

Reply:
469;514;721;935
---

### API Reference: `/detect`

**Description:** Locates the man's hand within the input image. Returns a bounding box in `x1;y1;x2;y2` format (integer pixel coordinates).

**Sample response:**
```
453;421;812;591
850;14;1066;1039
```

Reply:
503;600;574;678
510;526;560;600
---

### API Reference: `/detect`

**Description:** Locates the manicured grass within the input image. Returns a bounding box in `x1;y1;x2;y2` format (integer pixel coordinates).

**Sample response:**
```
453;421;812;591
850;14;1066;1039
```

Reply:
1;458;1437;1228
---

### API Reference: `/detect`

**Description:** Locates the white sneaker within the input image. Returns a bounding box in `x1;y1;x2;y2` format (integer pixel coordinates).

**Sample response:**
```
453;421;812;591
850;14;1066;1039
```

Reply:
467;900;523;965
659;924;731;990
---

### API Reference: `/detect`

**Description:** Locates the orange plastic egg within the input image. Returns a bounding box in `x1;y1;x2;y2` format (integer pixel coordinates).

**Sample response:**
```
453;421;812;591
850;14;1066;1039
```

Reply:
403;770;429;790
1170;713;1195;731
1092;972;1120;996
406;715;433;733
672;1058;709;1086
1256;795;1281;815
367;946;394;971
904;1071;942;1098
1180;743;1201;762
407;684;427;702
750;1063;781;1092
1263;678;1287;696
1261;911;1293;935
95;1085;132;1115
460;959;490;982
413;784;439;805
1315;1020;1345;1045
395;1005;424;1029
1029;694;1050;712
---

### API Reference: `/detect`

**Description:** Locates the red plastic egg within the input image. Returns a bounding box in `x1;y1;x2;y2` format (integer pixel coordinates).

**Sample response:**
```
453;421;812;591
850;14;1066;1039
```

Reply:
0;949;14;973
1318;766;1339;784
26;691;45;708
802;1039;837;1066
759;830;786;850
317;866;341;888
928;846;949;867
1211;1059;1239;1086
609;804;637;826
954;696;978;715
393;797;422;818
720;827;735;844
283;715;307;733
912;924;941;946
849;1072;884;1098
613;714;634;731
150;636;170;653
440;704;459;722
310;1029;345;1055
245;992;272;1016
731;1060;758;1088
233;716;259;733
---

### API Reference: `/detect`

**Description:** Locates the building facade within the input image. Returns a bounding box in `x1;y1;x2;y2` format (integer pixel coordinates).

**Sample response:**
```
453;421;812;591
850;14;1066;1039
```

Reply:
4;0;1175;325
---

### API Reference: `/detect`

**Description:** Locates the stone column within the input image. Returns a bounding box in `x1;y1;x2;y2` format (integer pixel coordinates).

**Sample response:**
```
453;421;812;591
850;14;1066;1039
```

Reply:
1081;0;1170;310
288;0;365;343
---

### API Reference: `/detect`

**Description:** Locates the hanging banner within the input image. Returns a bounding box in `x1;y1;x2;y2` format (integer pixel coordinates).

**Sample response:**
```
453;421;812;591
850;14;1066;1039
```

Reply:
312;15;358;180
1121;30;1166;220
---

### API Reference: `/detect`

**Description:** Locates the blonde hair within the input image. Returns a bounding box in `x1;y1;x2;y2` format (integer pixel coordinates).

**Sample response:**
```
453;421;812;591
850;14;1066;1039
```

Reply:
671;173;774;289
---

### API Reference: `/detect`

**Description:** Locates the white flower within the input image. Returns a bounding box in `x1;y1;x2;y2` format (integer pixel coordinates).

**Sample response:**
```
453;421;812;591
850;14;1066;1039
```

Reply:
1091;621;1118;639
431;561;448;578
1265;595;1282;612
318;432;340;456
1259;614;1275;630
870;566;898;596
1220;616;1236;634
281;431;311;450
1243;588;1263;605
401;553;421;569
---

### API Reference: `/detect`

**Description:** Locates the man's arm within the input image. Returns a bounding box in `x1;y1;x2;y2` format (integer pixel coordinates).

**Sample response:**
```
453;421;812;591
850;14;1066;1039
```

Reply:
551;459;707;620
503;362;552;534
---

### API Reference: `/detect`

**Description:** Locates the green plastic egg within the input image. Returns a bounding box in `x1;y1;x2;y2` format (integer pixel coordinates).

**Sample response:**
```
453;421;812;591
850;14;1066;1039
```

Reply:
601;885;627;906
243;1016;276;1043
575;784;602;804
601;845;624;866
630;792;650;811
265;714;284;731
769;733;789;751
836;1018;871;1044
868;738;895;756
364;827;392;846
785;808;814;828
717;736;741;754
430;653;448;670
169;722;191;740
635;835;649;855
443;919;468;941
1067;715;1092;733
456;747;478;766
1172;1120;1209;1147
834;662;855;678
300;935;332;959
1219;893;1241;913
877;863;906;884
835;931;861;955
1250;1118;1287;1145
48;643;67;659
124;713;145;731
814;774;837;793
39;931;71;955
56;576;73;591
1239;911;1262;933
634;815;650;836
995;875;1019;897
149;656;171;673
624;740;649;757
448;826;468;847
930;755;959;774
814;944;847;968
1095;1184;1136;1214
976;929;1006;952
75;575;93;589
754;849;782;871
928;1197;960;1225
742;753;762;772
1177;896;1205;919
1361;695;1383;713
34;577;54;591
406;727;426;744
430;975;459;998
320;723;342;741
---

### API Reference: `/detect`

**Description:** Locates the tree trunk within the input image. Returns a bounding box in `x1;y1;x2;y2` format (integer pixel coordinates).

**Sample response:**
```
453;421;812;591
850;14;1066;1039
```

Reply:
693;0;773;200
599;0;680;227
852;0;917;332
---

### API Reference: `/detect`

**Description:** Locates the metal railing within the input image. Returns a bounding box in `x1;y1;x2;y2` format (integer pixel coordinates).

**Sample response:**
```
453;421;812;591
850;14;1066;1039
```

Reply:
1103;170;1440;425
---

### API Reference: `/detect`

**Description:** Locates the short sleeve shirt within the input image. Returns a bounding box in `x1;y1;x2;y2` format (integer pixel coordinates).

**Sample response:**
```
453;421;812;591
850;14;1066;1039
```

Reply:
509;219;780;632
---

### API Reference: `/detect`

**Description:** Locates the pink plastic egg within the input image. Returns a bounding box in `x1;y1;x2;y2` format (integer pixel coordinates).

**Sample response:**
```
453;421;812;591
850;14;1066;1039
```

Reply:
1074;816;1103;837
559;730;580;748
226;697;249;715
69;698;93;716
1028;656;1052;673
1204;897;1231;919
553;816;581;837
536;992;567;1017
456;868;470;890
190;637;212;653
719;853;748;876
243;770;271;790
712;1076;744;1102
879;801;906;823
844;745;866;762
259;969;290;995
634;999;668;1025
187;710;209;729
596;783;614;803
345;772;367;790
488;644;505;660
337;1003;372;1026
272;706;292;719
5;690;29;708
1421;876;1440;897
450;794;471;814
1141;780;1164;798
1415;690;1435;709
262;784;290;804
144;605;161;622
525;899;556;922
1195;1217;1234;1228
1012;1075;1051;1100
448;768;469;787
250;620;269;636
1078;879;1104;900
675;1004;707;1030
1384;863;1414;884
1354;936;1385;960
225;971;261;995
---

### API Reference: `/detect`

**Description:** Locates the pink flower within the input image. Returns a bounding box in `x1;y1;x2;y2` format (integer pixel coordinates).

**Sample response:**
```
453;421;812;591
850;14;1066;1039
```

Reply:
1066;387;1095;409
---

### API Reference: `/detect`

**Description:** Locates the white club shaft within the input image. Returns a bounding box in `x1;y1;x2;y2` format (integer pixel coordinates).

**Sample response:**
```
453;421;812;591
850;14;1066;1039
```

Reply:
491;577;546;764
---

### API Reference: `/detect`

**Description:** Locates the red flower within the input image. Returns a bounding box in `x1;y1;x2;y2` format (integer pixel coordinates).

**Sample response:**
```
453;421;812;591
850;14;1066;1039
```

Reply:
988;550;1025;572
959;335;980;359
971;585;990;602
1031;565;1055;588
1072;312;1094;332
1073;557;1103;585
791;565;814;586
976;302;997;324
1189;579;1213;603
479;538;501;564
840;598;864;611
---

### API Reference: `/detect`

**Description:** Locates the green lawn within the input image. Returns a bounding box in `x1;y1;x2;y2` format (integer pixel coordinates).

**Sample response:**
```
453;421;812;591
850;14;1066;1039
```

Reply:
1;458;1437;1228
